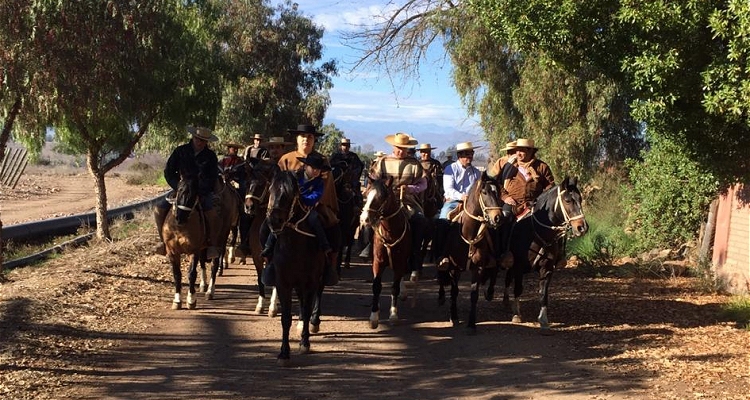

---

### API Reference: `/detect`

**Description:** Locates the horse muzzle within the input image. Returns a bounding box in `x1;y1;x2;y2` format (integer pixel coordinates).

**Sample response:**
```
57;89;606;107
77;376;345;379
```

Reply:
570;219;589;237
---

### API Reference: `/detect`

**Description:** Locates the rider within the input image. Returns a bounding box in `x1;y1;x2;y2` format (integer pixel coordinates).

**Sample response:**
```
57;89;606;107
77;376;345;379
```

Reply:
416;142;444;211
329;137;365;206
245;133;270;160
369;132;428;281
153;126;222;260
261;152;333;261
262;136;292;164
358;150;386;259
219;142;246;196
435;141;483;270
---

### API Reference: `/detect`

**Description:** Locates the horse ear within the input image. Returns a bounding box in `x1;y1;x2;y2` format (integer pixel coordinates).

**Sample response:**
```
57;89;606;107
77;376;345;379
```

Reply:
570;176;578;187
385;175;394;187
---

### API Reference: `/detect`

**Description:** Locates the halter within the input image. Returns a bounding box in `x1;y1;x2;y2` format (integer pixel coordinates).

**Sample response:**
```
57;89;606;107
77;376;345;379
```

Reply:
459;181;501;248
531;185;586;246
267;193;315;237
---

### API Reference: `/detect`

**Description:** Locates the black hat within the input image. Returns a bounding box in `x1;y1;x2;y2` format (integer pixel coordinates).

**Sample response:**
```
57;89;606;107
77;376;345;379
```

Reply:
287;124;323;137
296;153;331;171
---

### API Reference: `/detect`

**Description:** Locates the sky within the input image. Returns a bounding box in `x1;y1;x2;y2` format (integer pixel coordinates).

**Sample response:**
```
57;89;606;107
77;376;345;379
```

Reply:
288;0;484;152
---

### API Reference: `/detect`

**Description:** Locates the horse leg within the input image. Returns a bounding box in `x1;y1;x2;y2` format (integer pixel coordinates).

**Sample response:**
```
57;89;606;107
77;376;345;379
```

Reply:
511;271;524;323
370;273;383;329
467;270;479;333
277;288;293;366
389;274;403;323
268;287;279;318
310;284;324;333
344;242;353;269
187;254;198;310
502;268;513;308
450;271;460;327
198;253;207;293
538;268;554;333
437;270;449;306
484;267;499;301
205;256;218;300
254;263;266;315
171;256;182;310
299;290;314;354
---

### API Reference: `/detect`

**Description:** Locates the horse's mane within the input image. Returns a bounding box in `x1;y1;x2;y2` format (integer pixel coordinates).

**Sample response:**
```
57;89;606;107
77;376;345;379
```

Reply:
270;170;297;199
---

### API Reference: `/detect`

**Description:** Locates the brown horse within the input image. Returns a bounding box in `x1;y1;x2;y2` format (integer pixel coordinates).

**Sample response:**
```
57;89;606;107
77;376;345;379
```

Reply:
243;159;281;316
266;170;326;366
502;176;589;332
359;177;412;329
437;171;504;332
161;173;208;310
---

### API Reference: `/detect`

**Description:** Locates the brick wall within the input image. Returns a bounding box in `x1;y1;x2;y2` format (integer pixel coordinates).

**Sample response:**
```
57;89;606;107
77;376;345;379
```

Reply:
712;185;750;294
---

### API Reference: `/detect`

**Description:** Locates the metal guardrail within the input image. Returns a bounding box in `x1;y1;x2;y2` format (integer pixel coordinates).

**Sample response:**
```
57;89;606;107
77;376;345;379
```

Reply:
2;191;169;269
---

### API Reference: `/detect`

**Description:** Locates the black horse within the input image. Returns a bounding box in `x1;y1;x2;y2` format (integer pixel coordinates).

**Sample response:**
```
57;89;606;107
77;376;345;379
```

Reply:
331;160;361;271
436;172;504;332
502;176;589;332
266;170;326;366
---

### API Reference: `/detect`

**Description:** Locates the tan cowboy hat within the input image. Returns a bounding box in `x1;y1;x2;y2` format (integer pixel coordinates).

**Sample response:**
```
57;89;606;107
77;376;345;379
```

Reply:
261;136;292;146
417;143;437;151
251;133;263;140
384;132;418;148
500;141;517;152
515;138;538;149
373;151;386;157
340;137;354;145
187;126;218;142
287;124;324;137
455;141;482;152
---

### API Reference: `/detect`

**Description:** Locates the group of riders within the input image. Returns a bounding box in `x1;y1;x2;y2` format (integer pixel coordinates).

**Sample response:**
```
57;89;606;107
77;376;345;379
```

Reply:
152;123;556;285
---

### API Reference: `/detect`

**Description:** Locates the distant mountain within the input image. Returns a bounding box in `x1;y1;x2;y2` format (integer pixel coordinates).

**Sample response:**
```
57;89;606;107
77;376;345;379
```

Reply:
323;118;488;158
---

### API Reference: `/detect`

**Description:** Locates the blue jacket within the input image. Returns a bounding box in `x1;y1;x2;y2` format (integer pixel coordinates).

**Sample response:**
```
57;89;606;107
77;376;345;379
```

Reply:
298;173;324;208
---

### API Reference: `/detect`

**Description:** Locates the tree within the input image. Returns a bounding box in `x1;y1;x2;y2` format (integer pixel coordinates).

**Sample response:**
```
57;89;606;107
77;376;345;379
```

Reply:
318;123;344;157
9;0;223;239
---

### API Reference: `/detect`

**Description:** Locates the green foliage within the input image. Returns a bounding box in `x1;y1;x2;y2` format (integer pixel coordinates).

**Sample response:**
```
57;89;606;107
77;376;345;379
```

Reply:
624;136;718;252
721;296;750;330
317;123;344;157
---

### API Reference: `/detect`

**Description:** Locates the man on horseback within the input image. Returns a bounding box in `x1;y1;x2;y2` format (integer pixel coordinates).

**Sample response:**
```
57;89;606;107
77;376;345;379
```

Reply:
262;136;292;163
271;123;340;286
329;137;365;206
153;126;222;260
219;142;246;197
245;133;270;160
417;143;444;213
435;141;483;270
369;132;428;281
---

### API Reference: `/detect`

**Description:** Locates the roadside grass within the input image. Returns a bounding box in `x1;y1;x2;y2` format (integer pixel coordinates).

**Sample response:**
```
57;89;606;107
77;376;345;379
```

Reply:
721;296;750;330
123;161;166;186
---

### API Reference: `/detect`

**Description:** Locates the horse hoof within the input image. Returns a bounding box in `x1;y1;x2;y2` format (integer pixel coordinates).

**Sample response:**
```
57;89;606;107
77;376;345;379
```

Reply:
277;358;291;367
269;308;278;318
451;319;460;327
253;304;263;315
512;315;522;323
205;292;213;300
299;344;311;354
310;323;320;334
188;302;197;310
171;301;181;310
199;284;206;293
484;288;494;302
369;320;379;329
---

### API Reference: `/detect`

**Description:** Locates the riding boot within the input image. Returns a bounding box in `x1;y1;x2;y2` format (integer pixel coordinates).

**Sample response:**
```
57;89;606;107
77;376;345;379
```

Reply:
204;208;221;260
499;218;515;269
153;207;169;255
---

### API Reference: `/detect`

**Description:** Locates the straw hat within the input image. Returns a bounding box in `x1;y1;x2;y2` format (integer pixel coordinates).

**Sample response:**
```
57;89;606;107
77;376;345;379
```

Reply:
500;141;517;152
384;132;418;149
455;141;482;152
262;136;292;147
373;151;386;157
187;126;218;142
287;124;323;137
417;143;437;151
515;138;538;149
251;133;263;140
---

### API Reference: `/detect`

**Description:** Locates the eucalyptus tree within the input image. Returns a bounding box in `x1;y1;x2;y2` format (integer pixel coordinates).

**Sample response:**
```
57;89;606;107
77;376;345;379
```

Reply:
7;0;223;239
214;0;336;144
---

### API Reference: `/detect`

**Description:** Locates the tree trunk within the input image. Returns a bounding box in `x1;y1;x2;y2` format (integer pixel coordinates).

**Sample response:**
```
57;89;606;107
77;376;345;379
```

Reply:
0;96;22;274
88;149;111;240
699;198;719;262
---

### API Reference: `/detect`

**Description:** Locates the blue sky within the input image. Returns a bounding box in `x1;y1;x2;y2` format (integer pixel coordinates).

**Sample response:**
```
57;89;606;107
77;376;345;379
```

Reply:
289;0;484;152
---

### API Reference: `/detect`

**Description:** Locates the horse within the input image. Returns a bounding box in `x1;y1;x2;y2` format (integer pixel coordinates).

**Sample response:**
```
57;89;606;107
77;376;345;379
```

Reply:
243;159;281;316
502;176;589;332
419;169;443;263
266;170;326;366
436;171;504;332
331;160;361;271
160;172;208;310
359;177;412;329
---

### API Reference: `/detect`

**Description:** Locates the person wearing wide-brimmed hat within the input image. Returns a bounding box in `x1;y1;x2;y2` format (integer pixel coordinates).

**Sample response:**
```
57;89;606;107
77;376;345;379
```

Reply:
330;137;365;205
261;136;292;163
370;132;429;280
416;142;444;215
219;141;247;196
153;126;222;260
245;133;269;161
261;153;334;267
270;123;340;286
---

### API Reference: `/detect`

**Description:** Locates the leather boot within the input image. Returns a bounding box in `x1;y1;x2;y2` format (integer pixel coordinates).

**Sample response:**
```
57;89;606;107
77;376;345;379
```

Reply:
153;207;169;255
204;208;221;260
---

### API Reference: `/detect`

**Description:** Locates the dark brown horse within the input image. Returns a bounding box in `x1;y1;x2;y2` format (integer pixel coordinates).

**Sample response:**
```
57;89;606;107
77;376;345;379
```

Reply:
502;176;588;332
160;173;207;310
266;170;326;366
437;172;504;332
243;159;281;316
331;161;361;271
359;177;411;329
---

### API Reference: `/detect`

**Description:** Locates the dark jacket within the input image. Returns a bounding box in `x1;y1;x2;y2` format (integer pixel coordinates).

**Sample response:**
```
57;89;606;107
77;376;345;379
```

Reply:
164;141;219;196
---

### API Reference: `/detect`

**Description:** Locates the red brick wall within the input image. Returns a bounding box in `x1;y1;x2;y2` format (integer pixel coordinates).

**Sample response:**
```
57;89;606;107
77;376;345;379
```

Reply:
712;185;750;294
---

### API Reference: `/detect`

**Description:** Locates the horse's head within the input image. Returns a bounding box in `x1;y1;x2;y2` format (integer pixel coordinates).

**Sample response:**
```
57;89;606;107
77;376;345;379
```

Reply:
266;170;299;235
467;172;504;228
245;160;278;216
359;176;394;226
556;176;588;237
173;172;199;225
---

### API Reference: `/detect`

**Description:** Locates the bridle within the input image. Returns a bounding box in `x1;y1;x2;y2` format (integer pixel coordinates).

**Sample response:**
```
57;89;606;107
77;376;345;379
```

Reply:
460;179;502;246
266;189;314;238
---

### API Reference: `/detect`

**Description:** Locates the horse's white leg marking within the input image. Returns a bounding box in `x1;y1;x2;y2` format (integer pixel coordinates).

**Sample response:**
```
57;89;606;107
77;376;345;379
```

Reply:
199;267;207;293
254;295;264;315
187;291;197;309
538;306;550;330
512;297;522;323
228;246;235;263
297;320;304;335
369;311;380;329
172;293;181;310
268;287;279;318
389;293;399;322
359;190;376;225
205;277;215;300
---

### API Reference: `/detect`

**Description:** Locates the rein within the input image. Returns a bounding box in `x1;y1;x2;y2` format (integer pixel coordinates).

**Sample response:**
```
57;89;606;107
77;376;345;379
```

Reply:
531;185;585;247
268;194;315;237
459;181;501;246
366;186;410;269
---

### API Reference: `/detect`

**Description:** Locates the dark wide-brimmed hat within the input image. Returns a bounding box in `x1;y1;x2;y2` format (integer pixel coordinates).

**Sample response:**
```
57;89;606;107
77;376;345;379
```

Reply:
261;136;292;147
287;124;323;137
187;126;218;142
384;132;418;149
296;153;331;171
341;137;353;145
